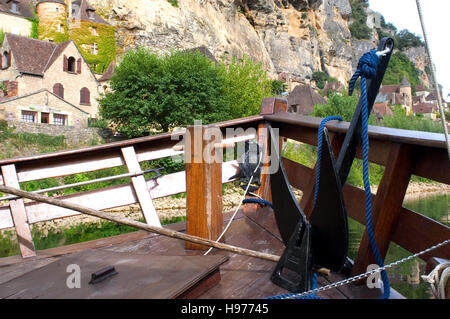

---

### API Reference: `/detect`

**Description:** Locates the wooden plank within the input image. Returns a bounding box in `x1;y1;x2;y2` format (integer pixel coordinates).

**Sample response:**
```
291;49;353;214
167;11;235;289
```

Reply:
0;250;228;299
121;146;161;227
0;161;239;229
281;159;450;261
1;165;36;258
185;126;223;250
352;144;413;277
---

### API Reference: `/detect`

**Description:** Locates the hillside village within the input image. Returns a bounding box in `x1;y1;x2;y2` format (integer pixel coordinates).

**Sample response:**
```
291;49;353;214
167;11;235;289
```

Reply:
0;0;447;132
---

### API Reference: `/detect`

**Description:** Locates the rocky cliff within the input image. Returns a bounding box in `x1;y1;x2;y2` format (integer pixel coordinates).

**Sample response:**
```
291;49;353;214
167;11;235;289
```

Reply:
87;0;429;87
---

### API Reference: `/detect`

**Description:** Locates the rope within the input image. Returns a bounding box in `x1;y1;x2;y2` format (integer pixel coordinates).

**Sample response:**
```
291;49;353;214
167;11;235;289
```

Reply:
348;49;391;299
266;272;323;299
314;116;343;205
273;238;450;299
242;198;274;209
421;262;450;299
415;0;450;160
204;151;263;256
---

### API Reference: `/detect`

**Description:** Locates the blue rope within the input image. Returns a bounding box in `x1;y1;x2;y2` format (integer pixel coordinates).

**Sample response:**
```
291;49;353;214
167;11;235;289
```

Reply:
242;198;274;209
314;116;343;206
266;272;322;299
349;49;390;299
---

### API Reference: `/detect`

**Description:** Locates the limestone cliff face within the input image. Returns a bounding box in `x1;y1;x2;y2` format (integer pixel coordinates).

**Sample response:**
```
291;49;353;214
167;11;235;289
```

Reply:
87;0;427;87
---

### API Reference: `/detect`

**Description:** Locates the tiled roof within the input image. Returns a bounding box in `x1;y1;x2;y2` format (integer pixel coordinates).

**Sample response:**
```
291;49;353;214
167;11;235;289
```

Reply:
412;102;436;114
75;0;109;25
98;61;115;82
4;33;71;76
0;0;35;19
379;84;400;95
372;103;393;117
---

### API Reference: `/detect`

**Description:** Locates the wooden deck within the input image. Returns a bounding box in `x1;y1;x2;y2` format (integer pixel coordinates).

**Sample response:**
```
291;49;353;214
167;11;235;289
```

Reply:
0;208;404;299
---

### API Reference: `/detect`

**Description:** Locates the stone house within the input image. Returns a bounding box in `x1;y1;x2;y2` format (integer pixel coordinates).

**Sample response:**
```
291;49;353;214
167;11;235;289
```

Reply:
376;77;412;114
0;32;102;126
0;0;34;37
287;84;326;116
0;88;89;127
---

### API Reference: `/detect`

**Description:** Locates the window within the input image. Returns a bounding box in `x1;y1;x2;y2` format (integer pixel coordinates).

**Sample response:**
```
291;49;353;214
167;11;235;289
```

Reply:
53;83;64;99
41;113;49;124
3;51;9;68
10;1;19;13
91;43;98;55
87;10;94;20
58;24;64;33
80;87;90;105
68;56;76;72
53;114;67;126
91;27;97;36
21;111;36;123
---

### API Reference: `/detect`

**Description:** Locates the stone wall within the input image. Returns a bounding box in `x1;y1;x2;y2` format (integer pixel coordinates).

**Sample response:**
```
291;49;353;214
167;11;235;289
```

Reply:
7;120;114;146
0;12;32;37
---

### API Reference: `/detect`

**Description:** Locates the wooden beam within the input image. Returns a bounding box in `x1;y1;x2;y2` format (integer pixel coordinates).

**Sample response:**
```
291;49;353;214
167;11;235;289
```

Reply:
351;144;413;278
185;126;223;250
121;146;161;227
1;165;36;258
0;161;240;230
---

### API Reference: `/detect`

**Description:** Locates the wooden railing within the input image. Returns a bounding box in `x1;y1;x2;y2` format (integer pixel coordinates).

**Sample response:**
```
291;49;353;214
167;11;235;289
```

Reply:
0;98;449;281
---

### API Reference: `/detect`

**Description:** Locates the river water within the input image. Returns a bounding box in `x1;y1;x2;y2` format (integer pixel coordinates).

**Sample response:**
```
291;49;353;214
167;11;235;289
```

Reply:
347;192;449;299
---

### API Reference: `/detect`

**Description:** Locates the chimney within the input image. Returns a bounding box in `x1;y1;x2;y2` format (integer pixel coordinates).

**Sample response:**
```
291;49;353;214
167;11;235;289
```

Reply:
6;81;18;98
67;0;72;26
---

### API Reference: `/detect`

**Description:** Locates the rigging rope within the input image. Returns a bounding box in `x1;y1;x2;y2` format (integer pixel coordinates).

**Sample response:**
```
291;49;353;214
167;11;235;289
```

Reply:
349;49;391;299
415;0;450;160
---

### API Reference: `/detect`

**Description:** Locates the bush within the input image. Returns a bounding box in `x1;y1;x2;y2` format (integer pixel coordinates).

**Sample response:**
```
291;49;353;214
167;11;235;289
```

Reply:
381;105;444;133
218;55;272;119
349;0;372;40
383;52;420;89
99;48;230;137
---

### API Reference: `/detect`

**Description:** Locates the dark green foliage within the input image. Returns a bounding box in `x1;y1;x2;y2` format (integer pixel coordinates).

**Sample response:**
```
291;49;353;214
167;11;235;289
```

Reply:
349;0;372;40
167;0;178;7
100;48;230;137
395;29;424;51
27;17;39;39
271;79;287;96
383;52;421;88
312;71;337;90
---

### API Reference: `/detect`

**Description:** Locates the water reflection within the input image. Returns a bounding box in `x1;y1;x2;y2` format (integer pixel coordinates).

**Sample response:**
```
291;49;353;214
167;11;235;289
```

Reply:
348;192;449;299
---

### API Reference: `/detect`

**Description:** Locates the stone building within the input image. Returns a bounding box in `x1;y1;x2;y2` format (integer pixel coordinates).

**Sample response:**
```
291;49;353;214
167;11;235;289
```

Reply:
0;0;34;37
0;88;89;126
287;84;326;116
36;0;116;74
0;32;102;126
376;76;412;114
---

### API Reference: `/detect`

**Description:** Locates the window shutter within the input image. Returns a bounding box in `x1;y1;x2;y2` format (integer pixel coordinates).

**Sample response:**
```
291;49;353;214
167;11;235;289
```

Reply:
0;55;2;68
80;88;90;104
77;58;82;74
63;55;68;72
7;50;11;67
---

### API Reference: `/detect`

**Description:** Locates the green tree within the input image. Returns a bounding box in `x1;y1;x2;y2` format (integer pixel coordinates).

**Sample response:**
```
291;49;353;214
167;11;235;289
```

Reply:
99;48;230;137
383;52;420;89
218;55;272;119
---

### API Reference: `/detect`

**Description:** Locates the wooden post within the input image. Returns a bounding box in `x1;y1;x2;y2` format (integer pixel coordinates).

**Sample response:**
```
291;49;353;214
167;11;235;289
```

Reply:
243;97;288;214
351;144;413;278
121;146;161;227
185;125;223;250
1;164;36;258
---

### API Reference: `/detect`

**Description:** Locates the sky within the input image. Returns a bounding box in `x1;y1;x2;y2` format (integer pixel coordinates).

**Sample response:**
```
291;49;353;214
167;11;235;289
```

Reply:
368;0;449;100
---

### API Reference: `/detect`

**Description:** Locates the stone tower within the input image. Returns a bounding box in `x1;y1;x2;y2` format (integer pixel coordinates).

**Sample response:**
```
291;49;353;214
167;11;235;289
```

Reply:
399;76;412;114
36;0;69;42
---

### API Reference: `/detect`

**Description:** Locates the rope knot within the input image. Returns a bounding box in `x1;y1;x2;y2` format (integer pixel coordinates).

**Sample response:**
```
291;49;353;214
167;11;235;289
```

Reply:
349;49;379;96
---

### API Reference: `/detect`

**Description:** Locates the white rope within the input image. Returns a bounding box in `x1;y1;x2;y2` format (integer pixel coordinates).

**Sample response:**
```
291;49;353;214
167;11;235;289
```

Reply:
421;262;450;299
416;0;450;160
204;149;263;256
